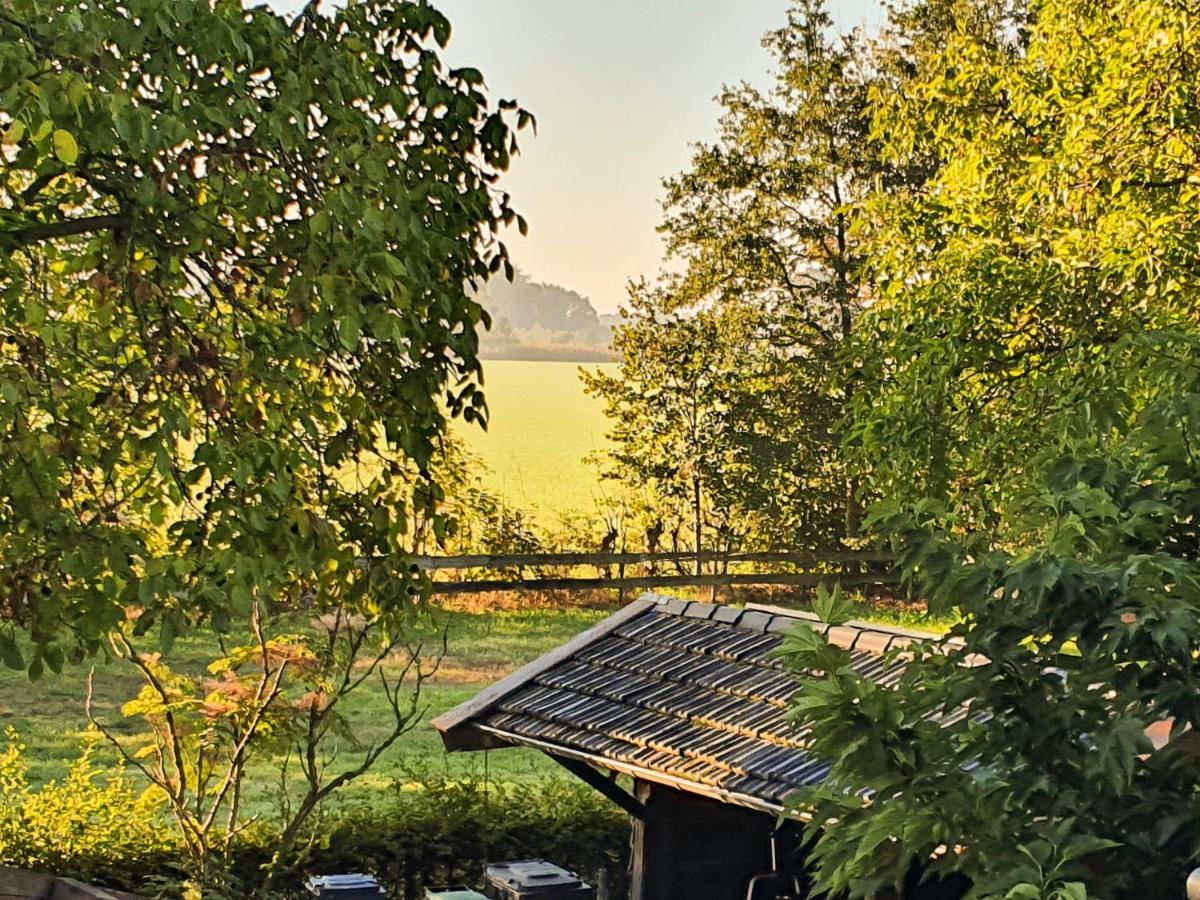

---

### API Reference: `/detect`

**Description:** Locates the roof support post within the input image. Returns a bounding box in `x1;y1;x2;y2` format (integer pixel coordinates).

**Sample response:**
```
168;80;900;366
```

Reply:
549;754;646;820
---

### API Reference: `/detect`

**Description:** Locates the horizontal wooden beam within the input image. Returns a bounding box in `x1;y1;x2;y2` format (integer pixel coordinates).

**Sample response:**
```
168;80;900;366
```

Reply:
428;571;898;596
412;549;892;571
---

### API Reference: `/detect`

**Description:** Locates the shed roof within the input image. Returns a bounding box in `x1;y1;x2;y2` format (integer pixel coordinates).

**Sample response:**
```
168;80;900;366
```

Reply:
433;594;937;813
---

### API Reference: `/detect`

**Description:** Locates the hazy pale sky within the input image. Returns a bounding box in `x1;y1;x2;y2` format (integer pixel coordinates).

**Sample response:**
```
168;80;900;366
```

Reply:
273;1;883;313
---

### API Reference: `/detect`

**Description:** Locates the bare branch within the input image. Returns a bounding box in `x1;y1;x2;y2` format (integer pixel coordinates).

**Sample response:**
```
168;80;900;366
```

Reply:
3;214;125;245
116;632;190;806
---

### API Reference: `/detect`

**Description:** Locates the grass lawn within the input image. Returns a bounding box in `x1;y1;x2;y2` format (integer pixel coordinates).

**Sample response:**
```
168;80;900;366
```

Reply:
0;606;610;812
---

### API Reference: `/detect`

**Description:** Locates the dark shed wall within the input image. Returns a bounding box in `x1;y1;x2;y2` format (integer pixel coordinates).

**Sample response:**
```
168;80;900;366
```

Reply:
628;781;787;900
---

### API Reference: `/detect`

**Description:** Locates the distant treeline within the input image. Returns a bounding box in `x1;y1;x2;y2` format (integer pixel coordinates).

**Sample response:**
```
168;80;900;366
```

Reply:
479;345;615;362
477;268;617;360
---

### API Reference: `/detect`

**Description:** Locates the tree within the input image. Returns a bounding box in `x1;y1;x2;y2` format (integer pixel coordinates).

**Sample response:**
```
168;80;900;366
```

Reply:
848;0;1195;532
593;1;944;550
585;292;740;570
784;335;1200;900
479;268;610;350
0;0;529;669
785;1;1200;896
652;0;900;541
86;601;444;886
584;286;847;564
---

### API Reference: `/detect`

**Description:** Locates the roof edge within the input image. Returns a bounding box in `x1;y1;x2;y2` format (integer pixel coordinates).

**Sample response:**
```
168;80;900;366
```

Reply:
432;596;657;750
742;601;946;641
474;723;812;820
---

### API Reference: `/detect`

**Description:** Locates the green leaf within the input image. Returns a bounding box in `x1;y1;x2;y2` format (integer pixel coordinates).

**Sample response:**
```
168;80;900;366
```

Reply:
431;12;451;47
1059;836;1121;864
338;313;362;351
3;120;26;145
0;633;23;671
309;209;331;237
160;615;178;653
43;644;64;675
52;129;79;165
779;621;827;657
812;582;855;626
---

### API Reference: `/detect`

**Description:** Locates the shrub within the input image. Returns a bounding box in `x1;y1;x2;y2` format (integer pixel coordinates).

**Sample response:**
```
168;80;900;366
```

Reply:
289;775;630;898
0;728;176;890
1;731;630;898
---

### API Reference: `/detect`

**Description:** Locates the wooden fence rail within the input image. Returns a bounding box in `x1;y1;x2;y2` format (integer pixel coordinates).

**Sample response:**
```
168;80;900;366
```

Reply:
427;571;898;596
411;548;899;596
411;549;894;571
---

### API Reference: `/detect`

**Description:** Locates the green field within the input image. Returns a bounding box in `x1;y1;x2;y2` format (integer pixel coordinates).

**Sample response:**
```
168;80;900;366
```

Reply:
455;360;616;525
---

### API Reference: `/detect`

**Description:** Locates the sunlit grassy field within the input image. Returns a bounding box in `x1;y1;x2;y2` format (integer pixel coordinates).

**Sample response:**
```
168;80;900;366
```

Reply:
454;360;617;525
0;607;610;809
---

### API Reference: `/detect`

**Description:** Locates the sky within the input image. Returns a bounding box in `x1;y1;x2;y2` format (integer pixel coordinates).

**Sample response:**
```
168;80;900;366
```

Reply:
274;1;883;313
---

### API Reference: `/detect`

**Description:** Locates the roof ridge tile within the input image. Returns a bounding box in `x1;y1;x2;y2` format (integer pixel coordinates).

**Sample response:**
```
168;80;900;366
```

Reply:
736;610;774;632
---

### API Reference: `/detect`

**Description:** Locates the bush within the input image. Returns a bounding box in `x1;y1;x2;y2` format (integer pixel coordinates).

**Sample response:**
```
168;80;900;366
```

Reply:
0;728;176;890
288;775;630;898
1;732;630;898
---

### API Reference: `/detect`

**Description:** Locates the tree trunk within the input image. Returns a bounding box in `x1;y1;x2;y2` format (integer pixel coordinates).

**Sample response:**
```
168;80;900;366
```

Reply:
834;201;859;541
845;478;859;539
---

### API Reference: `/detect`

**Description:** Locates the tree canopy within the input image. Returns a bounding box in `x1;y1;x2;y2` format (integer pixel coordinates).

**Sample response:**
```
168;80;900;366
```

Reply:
0;0;527;671
784;0;1200;897
788;339;1200;899
850;0;1199;529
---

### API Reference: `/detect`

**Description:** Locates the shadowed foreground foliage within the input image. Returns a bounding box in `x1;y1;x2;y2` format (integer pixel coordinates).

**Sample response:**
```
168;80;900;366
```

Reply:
1;736;628;900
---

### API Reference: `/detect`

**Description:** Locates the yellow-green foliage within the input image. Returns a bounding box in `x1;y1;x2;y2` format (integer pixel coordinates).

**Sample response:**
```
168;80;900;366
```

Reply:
0;727;169;878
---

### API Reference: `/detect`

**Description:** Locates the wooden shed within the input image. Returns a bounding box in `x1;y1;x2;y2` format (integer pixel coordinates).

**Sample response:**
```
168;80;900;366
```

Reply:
433;594;964;899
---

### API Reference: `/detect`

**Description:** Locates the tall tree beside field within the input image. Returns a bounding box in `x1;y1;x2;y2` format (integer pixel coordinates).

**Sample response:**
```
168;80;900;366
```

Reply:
591;1;893;552
0;0;528;668
584;289;841;568
788;1;1200;897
